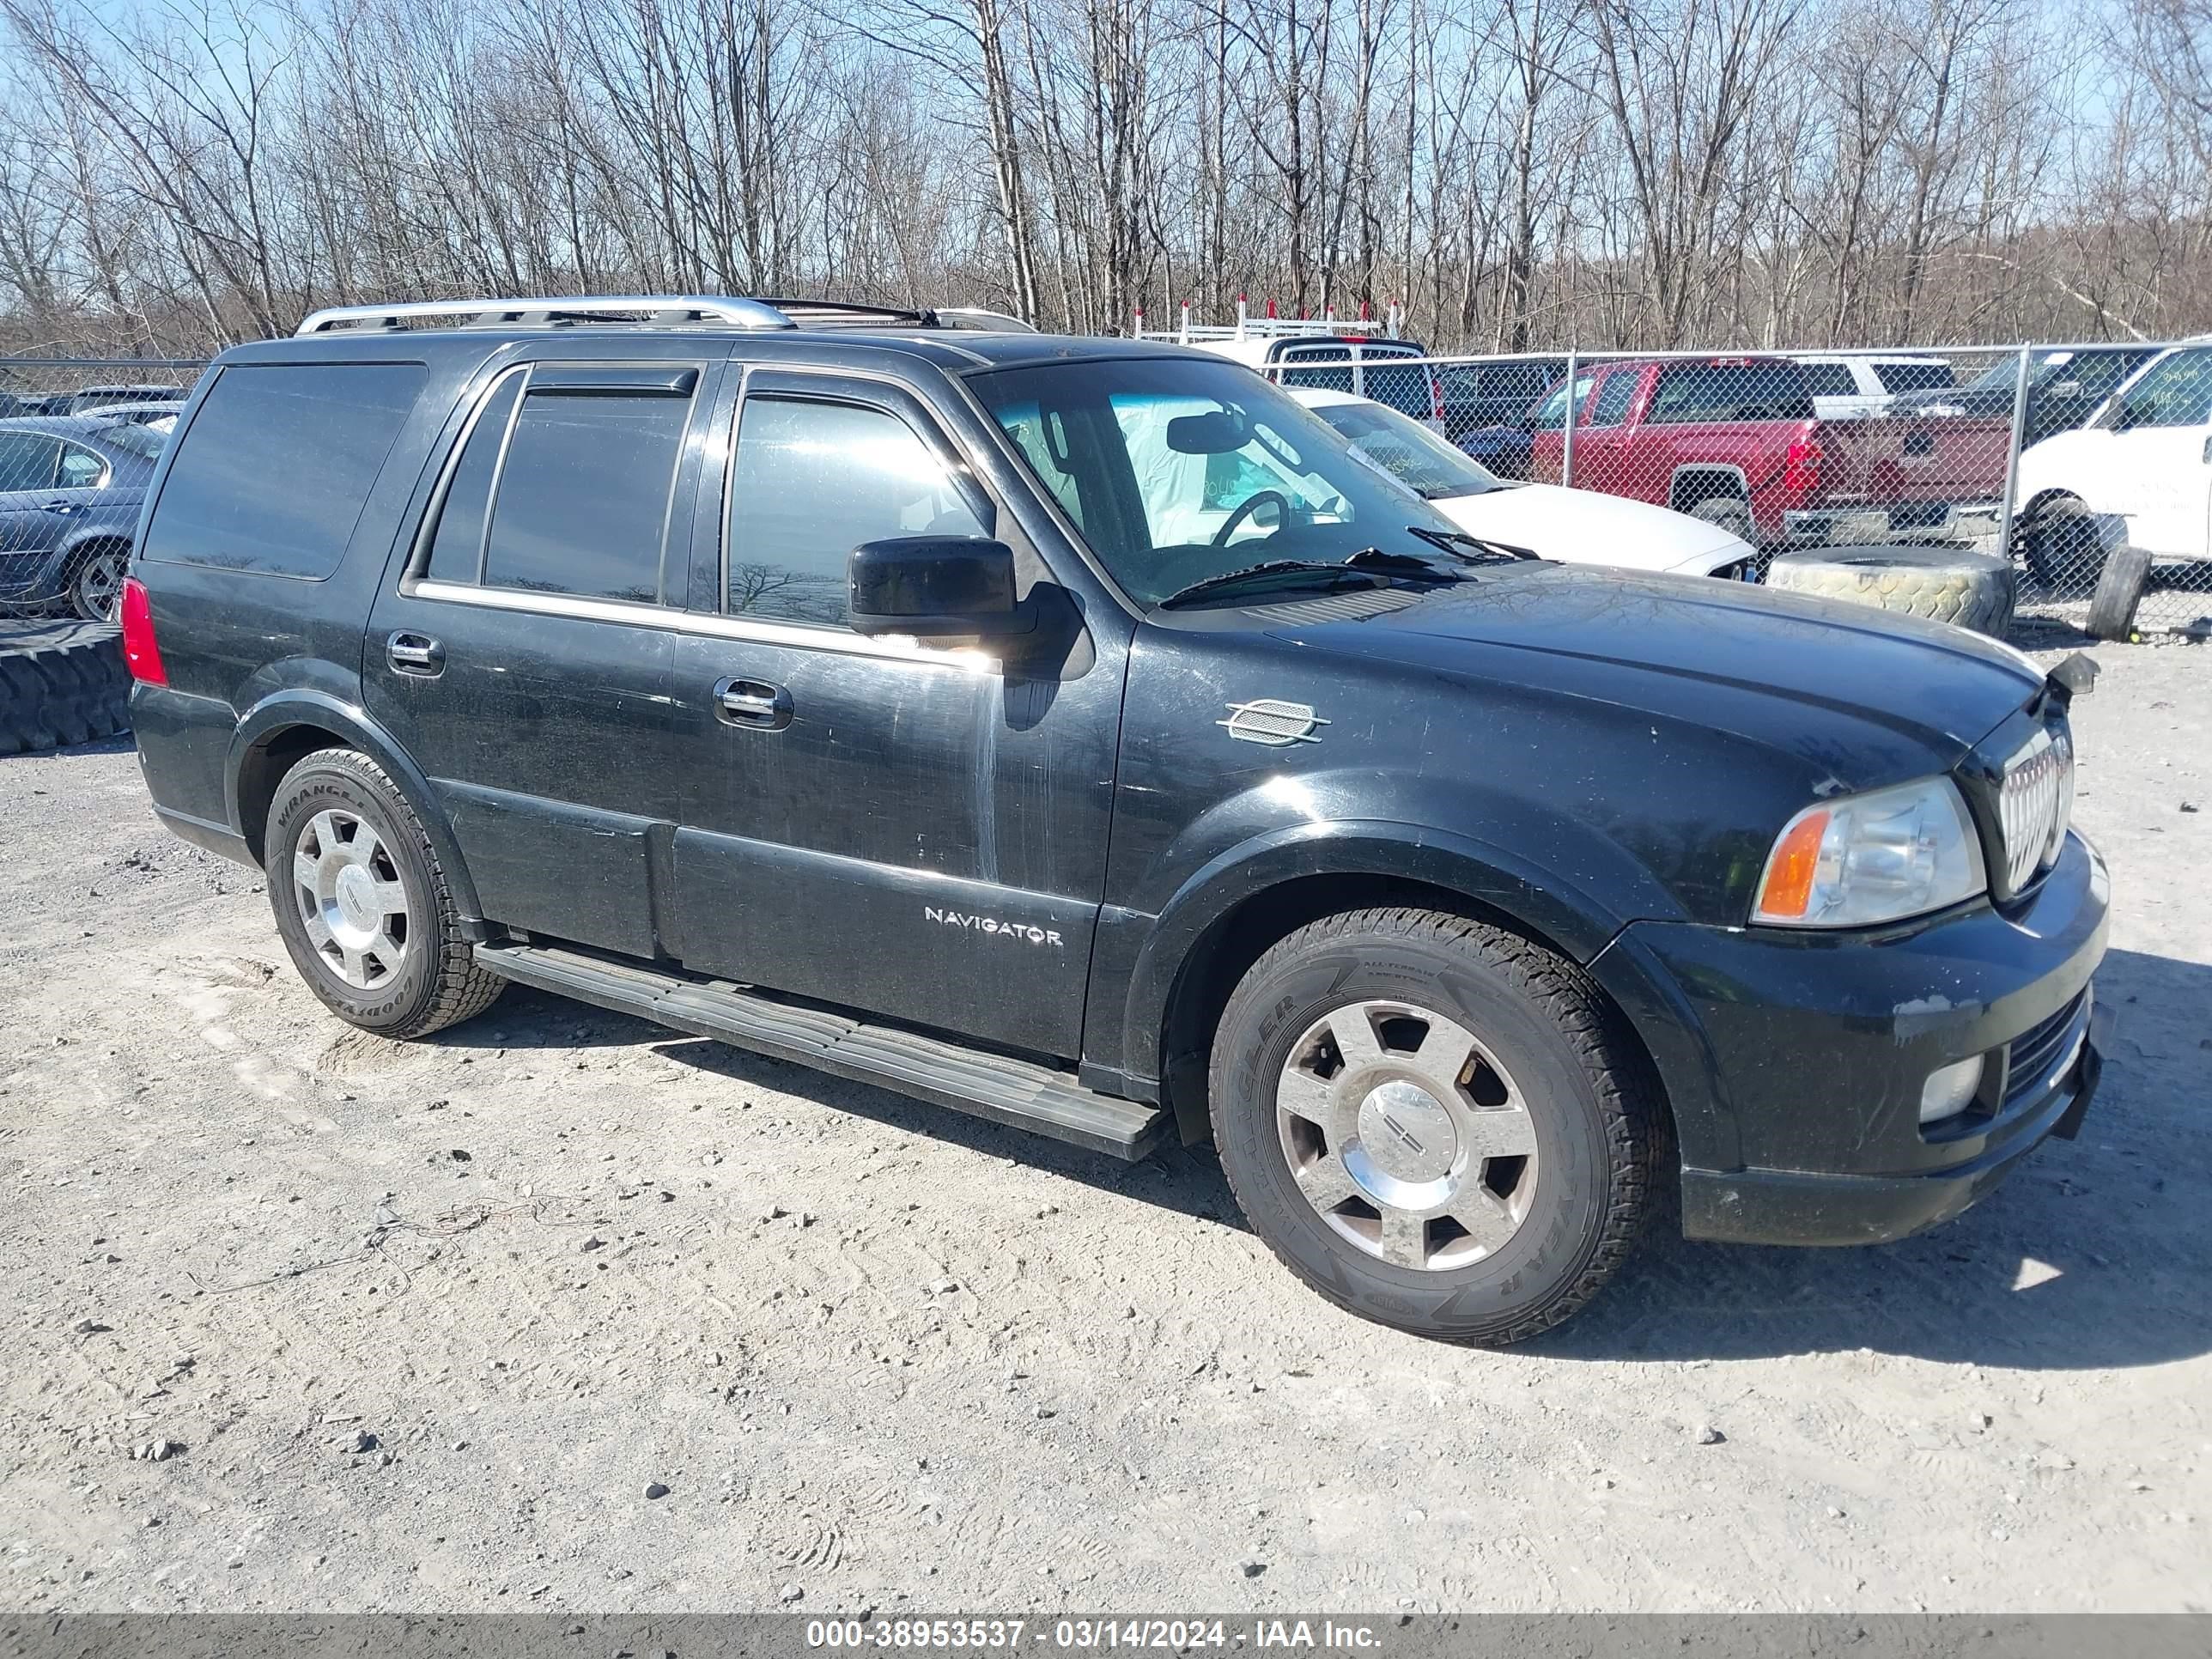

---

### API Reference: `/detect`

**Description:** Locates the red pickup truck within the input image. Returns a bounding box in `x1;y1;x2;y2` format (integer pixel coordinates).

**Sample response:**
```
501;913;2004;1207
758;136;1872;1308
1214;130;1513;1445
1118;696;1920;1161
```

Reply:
1526;355;2007;549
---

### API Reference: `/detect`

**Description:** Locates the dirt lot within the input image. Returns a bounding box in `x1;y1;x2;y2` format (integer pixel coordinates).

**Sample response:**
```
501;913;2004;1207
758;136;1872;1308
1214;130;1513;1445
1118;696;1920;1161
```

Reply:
2;641;2207;1616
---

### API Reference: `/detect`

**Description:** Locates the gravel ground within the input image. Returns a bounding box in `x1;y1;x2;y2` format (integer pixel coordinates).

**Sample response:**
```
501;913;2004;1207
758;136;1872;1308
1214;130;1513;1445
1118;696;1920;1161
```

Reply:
2;641;2207;1615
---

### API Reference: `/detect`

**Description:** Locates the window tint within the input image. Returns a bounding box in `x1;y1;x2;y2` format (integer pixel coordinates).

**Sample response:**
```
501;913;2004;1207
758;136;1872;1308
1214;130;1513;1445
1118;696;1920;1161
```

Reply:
1799;362;1858;398
58;443;106;487
1588;373;1638;427
1480;363;1553;401
0;432;61;492
1529;374;1595;430
481;386;691;603
1875;362;1954;393
1360;358;1437;422
2110;349;2212;430
727;398;985;626
140;362;424;577
1277;349;1355;394
424;373;525;584
1647;364;1812;423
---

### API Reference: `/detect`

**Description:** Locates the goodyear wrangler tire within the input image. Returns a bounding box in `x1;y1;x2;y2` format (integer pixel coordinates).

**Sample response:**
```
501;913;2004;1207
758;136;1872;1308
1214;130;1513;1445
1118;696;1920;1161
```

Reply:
1208;908;1659;1346
1765;544;2016;636
0;620;132;755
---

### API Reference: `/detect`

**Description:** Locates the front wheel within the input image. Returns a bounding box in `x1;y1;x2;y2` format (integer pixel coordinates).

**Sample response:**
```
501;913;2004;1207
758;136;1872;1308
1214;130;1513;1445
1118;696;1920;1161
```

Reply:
265;748;504;1038
1209;908;1660;1345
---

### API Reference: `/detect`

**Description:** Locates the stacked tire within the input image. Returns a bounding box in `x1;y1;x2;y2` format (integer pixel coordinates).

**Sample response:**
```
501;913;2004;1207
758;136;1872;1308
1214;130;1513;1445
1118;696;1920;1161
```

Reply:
0;621;133;754
1765;544;2016;637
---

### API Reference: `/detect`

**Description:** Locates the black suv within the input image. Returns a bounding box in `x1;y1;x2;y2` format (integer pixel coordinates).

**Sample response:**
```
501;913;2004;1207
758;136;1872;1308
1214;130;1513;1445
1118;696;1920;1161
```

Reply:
125;295;2106;1345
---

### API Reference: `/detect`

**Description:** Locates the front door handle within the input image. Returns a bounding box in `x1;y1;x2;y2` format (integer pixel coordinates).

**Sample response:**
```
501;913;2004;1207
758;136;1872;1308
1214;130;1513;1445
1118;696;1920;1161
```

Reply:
713;676;793;731
386;630;445;677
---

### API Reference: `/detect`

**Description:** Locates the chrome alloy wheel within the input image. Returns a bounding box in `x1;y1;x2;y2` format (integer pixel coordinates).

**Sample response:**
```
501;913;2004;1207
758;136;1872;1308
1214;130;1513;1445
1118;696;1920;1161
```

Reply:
292;809;411;990
1274;1000;1540;1270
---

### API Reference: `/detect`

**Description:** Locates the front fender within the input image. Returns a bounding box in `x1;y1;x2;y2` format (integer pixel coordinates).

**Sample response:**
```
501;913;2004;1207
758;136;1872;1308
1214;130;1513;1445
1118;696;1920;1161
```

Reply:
1109;813;1669;1091
228;683;485;921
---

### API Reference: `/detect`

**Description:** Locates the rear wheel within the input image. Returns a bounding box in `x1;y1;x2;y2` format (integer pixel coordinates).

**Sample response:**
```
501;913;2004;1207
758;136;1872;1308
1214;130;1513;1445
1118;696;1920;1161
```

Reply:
1208;908;1659;1345
1687;496;1757;546
265;748;503;1038
66;545;128;623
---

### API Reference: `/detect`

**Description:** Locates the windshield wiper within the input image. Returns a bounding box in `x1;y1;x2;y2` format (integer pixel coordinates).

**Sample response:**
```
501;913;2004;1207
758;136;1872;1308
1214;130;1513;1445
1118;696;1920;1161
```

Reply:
1404;524;1540;565
1155;559;1391;611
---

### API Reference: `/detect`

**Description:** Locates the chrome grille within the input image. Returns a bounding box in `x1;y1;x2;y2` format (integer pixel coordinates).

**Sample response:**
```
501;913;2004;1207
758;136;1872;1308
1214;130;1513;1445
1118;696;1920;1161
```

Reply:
1996;723;2072;893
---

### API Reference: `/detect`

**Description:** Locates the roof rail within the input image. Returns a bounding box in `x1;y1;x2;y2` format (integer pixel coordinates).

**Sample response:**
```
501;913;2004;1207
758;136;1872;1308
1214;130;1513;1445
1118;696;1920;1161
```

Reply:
294;295;799;336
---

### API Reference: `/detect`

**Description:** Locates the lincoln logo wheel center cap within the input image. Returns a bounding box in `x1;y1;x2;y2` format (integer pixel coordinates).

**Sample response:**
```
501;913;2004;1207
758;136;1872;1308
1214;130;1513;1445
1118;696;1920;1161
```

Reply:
1356;1079;1459;1185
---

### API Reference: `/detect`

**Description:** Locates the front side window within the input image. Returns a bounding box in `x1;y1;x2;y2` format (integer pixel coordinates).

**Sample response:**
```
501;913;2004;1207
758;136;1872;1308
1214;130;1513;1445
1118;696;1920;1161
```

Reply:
2108;349;2212;430
0;432;62;493
970;356;1475;608
1587;373;1638;427
1528;374;1595;431
726;397;985;627
471;380;691;603
1311;398;1502;499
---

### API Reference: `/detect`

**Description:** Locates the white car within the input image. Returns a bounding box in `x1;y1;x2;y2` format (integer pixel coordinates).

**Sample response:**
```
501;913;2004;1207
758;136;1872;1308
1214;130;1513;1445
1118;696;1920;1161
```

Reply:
1288;386;1759;577
1791;353;1958;419
2013;342;2212;566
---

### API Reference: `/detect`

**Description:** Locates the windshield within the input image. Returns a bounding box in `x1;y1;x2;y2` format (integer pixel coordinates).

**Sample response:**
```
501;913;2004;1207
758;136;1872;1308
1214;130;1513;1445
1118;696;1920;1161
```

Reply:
1308;398;1504;499
969;356;1471;607
96;419;171;459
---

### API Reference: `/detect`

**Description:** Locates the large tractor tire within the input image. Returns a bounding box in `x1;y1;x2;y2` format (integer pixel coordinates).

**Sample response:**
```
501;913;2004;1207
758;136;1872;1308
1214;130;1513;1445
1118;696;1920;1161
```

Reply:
0;621;132;755
1765;544;2016;637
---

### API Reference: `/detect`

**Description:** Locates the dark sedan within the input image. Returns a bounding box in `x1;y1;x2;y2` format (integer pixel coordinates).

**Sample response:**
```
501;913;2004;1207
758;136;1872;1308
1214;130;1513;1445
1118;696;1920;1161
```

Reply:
0;414;167;620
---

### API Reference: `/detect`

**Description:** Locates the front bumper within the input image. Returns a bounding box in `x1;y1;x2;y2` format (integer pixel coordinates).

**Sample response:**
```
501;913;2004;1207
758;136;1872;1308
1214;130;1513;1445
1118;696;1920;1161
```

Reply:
1607;830;2109;1246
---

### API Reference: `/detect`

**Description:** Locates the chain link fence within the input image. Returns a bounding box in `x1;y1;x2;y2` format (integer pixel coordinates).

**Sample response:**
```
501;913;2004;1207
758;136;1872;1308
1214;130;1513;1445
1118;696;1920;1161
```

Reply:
0;358;203;623
1243;334;2212;639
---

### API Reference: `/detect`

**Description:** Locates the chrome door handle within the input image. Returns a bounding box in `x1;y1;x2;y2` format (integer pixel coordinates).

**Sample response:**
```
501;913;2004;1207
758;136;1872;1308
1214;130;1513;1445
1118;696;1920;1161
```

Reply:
713;676;793;731
386;630;444;677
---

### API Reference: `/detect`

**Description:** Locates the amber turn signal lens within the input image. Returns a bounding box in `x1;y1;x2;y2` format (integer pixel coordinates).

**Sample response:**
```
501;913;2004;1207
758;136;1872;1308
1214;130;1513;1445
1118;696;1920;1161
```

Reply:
1756;807;1830;921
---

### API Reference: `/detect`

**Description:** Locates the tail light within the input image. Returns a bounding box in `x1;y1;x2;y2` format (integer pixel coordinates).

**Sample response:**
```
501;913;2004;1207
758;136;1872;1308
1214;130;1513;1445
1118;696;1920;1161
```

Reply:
1431;372;1445;423
1784;437;1822;495
120;574;167;685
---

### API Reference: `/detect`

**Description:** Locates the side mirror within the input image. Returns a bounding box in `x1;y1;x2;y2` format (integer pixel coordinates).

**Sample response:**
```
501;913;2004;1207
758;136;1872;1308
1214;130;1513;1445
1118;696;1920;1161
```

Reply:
848;536;1024;638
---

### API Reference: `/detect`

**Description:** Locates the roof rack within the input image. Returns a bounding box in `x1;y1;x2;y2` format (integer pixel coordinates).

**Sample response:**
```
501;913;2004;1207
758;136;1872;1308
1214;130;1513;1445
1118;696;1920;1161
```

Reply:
295;296;797;336
295;295;1040;337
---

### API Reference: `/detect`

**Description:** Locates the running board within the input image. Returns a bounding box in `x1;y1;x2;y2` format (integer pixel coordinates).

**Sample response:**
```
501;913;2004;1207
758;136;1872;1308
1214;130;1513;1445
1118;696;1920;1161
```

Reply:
472;942;1166;1161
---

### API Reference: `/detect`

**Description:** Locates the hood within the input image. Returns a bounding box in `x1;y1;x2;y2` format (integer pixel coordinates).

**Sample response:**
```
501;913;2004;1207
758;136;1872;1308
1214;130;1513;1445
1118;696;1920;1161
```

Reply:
1433;482;1750;574
1267;562;2044;788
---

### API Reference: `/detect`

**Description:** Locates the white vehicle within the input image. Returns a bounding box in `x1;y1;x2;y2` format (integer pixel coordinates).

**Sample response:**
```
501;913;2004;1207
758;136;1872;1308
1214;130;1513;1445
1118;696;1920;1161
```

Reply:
2013;342;2212;569
1791;353;1957;419
1287;387;1759;577
1139;309;1448;433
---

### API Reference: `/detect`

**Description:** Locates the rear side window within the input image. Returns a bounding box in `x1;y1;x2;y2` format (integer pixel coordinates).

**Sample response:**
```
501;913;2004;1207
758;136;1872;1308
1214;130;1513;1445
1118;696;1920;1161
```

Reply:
1875;362;1954;393
1647;364;1813;423
141;363;423;577
424;373;525;584
1798;362;1858;398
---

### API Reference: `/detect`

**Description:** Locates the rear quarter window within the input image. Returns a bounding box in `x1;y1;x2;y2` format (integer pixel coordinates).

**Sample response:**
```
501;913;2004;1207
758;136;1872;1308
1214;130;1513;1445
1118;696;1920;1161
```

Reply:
140;362;425;578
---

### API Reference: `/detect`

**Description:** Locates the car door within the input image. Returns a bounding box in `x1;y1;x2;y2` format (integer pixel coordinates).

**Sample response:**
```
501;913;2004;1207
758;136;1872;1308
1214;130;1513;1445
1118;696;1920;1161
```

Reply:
2092;348;2212;559
668;365;1121;1060
362;346;722;960
0;431;66;601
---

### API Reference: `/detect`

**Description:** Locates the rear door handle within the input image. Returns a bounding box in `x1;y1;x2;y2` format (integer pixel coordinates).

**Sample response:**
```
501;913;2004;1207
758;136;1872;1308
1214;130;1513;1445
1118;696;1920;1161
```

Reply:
39;500;80;514
386;630;444;677
713;676;793;731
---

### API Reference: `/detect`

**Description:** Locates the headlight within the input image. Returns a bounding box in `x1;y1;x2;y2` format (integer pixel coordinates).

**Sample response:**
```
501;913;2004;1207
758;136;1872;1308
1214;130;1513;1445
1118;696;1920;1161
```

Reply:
1753;776;1986;927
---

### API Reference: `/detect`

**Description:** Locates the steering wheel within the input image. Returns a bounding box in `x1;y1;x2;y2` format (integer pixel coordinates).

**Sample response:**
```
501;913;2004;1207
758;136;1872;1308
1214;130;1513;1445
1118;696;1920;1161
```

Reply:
1212;490;1291;547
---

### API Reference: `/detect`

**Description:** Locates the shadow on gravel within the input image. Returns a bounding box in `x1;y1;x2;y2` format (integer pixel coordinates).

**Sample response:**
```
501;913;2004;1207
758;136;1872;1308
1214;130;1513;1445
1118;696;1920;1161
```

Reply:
655;1033;1243;1225
1540;947;2212;1370
3;732;136;761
